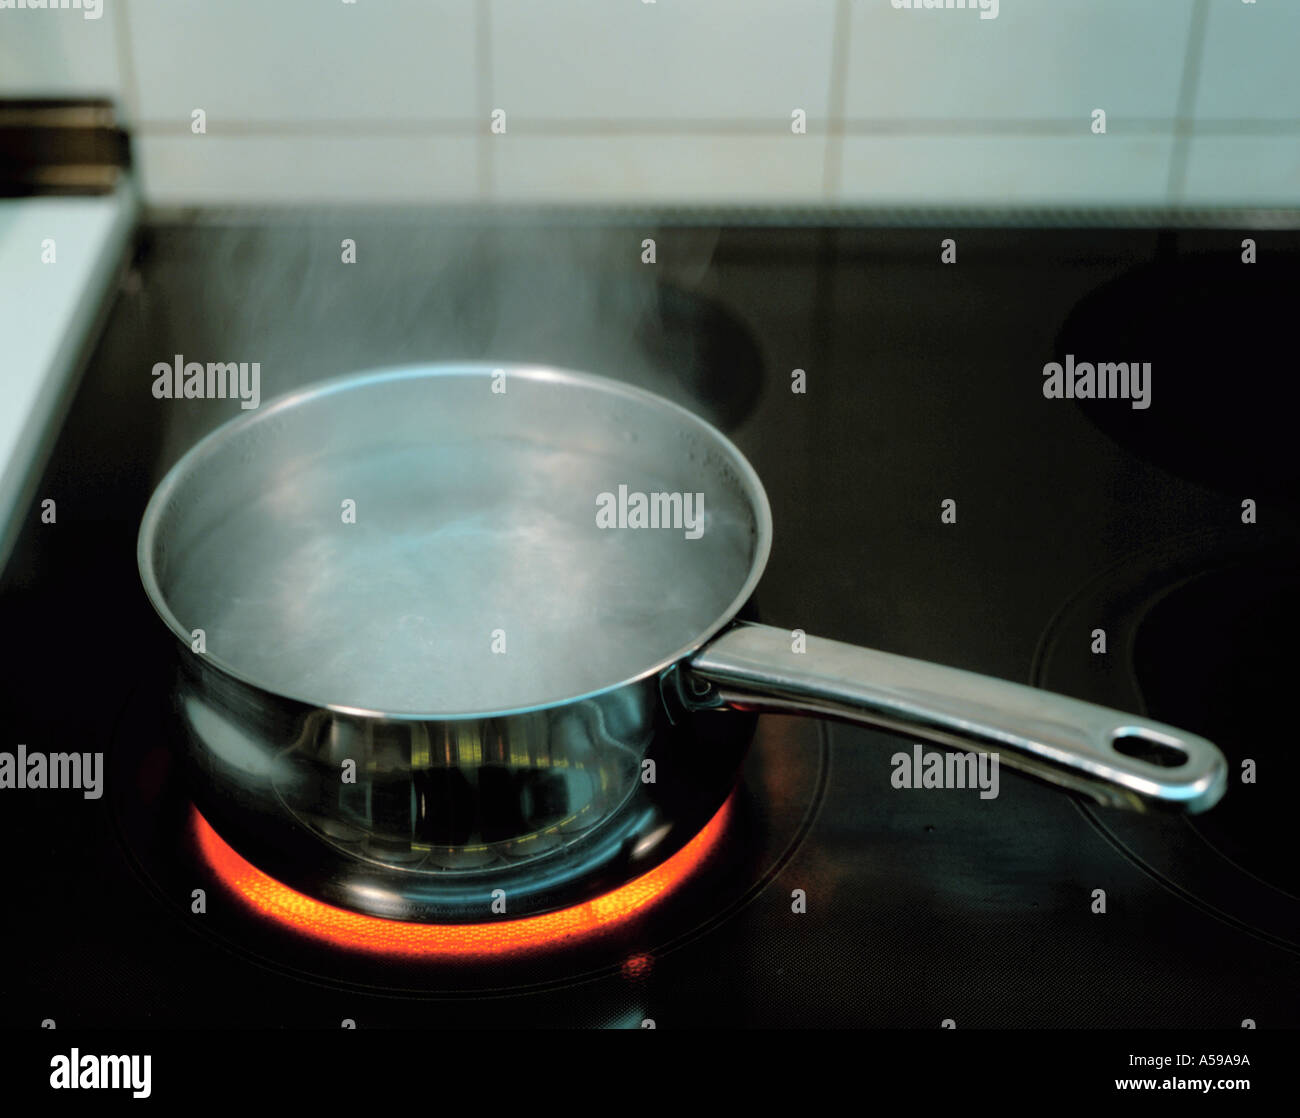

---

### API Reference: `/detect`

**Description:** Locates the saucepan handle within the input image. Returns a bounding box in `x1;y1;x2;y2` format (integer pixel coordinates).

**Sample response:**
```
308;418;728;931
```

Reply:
686;622;1227;813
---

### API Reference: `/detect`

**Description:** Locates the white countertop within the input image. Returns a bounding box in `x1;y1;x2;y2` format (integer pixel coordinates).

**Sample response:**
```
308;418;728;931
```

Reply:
0;186;136;571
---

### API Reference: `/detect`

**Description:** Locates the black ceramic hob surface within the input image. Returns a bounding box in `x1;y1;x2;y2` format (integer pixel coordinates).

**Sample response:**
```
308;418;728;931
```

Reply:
2;218;1297;1028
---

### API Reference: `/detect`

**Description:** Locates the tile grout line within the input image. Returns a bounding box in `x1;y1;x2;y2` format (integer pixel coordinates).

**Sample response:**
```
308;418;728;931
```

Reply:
823;0;853;202
128;118;1300;138
1167;0;1210;204
112;0;141;129
477;0;492;201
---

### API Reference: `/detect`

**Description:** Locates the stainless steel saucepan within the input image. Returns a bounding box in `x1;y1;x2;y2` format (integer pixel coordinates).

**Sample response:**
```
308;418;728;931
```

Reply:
138;364;1226;923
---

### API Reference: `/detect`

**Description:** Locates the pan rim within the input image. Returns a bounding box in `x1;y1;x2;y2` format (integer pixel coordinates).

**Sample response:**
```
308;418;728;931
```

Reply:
136;361;774;720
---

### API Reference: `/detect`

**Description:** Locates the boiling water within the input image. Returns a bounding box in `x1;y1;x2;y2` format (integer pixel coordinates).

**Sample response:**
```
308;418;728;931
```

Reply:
164;437;758;714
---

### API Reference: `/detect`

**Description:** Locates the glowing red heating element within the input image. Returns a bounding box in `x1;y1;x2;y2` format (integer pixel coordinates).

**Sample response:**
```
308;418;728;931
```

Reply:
193;796;733;959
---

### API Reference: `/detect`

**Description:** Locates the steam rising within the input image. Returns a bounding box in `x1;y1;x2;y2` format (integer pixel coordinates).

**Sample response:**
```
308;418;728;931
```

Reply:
143;212;727;474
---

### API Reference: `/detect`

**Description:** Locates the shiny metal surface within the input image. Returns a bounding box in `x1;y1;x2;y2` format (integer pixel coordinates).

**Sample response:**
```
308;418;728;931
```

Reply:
138;361;1227;923
139;363;766;920
688;622;1227;813
139;364;769;716
171;640;755;921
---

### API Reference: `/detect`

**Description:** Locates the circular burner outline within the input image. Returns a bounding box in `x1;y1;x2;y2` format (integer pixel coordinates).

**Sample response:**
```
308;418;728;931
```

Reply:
109;699;831;998
1031;526;1300;956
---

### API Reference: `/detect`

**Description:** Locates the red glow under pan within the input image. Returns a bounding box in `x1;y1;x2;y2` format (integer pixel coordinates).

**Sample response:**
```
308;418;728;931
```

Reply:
193;797;733;959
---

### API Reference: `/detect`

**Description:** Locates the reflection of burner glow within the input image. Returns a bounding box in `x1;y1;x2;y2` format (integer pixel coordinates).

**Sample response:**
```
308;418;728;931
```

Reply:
193;796;732;959
621;952;654;981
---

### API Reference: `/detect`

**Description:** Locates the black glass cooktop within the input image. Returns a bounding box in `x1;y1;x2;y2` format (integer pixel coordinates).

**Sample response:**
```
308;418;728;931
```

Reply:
2;217;1297;1032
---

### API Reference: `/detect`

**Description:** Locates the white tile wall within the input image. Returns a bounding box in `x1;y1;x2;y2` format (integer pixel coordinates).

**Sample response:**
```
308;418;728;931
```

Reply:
1174;0;1300;207
0;0;1295;208
489;0;837;123
125;0;478;126
1194;0;1300;120
843;1;1194;122
1183;136;1300;205
490;134;829;204
0;0;121;97
838;135;1176;206
135;134;479;204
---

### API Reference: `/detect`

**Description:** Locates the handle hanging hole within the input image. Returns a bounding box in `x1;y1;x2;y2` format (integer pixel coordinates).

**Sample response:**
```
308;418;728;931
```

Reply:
1110;729;1189;768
